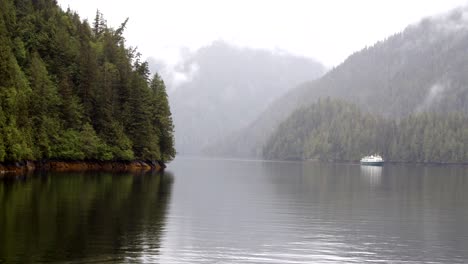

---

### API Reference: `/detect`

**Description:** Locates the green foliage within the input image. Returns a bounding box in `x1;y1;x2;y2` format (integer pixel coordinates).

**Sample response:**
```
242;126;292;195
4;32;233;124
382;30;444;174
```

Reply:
106;122;135;161
264;99;468;163
27;52;61;158
150;73;175;162
0;7;33;162
0;107;5;161
79;123;113;160
51;129;85;160
124;64;161;160
0;0;175;162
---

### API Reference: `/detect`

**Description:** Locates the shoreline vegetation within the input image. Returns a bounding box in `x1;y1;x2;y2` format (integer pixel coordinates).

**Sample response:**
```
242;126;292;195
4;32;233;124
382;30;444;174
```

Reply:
0;1;175;167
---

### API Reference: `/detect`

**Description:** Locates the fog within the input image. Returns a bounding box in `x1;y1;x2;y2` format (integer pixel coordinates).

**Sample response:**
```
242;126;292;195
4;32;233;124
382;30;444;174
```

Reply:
3;2;468;263
57;0;467;67
156;41;325;154
56;0;468;157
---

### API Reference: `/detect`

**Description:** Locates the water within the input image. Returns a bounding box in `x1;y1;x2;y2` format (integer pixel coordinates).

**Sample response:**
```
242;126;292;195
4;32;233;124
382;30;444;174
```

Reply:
1;158;468;263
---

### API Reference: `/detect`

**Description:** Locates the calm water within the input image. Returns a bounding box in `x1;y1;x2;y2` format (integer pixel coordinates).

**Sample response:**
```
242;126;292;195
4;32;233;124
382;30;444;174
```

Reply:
1;158;468;263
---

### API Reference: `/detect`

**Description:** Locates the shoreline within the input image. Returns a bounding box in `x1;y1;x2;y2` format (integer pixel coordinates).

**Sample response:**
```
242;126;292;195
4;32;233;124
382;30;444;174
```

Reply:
302;159;468;167
172;156;468;166
0;160;166;176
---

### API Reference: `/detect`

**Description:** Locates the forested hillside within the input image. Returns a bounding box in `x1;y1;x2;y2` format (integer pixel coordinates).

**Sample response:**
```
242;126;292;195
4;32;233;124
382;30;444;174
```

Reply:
264;99;468;163
166;41;325;154
213;8;468;159
0;0;175;163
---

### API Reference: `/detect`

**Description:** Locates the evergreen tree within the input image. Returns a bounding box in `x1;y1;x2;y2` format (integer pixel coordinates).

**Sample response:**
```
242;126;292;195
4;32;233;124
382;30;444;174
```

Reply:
0;0;176;163
151;73;175;162
125;61;160;160
0;8;33;161
27;52;61;158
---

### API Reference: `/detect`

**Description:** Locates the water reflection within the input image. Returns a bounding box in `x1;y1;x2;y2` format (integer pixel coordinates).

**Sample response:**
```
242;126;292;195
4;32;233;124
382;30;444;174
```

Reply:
0;170;173;263
360;165;382;185
159;159;468;263
2;159;468;263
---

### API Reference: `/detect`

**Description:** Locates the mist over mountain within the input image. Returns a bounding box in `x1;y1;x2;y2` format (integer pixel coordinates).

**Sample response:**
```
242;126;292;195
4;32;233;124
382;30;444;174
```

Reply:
154;41;326;155
211;7;468;158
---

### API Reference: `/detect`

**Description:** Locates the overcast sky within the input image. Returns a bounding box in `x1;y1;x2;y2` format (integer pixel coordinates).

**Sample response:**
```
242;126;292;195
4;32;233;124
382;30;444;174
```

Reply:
57;0;467;67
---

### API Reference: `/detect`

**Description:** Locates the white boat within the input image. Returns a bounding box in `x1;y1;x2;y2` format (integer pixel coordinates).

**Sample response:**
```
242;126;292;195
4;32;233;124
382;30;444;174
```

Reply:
360;154;384;166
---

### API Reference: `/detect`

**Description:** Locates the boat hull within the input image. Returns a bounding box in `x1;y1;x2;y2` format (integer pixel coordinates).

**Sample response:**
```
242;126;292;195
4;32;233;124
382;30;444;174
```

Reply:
360;161;384;166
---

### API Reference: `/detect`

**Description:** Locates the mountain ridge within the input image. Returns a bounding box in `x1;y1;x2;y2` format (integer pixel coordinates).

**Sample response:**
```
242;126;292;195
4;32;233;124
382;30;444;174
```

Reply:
209;6;468;158
166;41;326;154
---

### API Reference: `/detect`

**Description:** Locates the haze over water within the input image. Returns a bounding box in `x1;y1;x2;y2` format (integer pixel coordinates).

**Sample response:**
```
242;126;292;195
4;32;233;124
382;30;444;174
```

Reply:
1;158;468;263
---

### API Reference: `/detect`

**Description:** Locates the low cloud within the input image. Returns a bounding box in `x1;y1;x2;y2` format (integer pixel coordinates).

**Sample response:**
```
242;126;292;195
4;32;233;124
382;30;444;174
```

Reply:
416;82;446;112
172;63;199;89
147;55;199;93
432;6;468;32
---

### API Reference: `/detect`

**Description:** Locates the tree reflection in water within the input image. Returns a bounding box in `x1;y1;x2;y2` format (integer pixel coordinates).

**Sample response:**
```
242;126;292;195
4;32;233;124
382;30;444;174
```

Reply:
0;170;173;263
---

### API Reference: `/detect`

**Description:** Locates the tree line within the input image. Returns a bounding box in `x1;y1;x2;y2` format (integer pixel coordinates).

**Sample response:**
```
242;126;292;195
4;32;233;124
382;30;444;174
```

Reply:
0;0;175;162
263;98;468;163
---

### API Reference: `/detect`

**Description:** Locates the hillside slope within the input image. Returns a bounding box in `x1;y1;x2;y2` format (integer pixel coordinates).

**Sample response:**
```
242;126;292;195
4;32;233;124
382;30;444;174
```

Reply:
168;41;325;154
212;7;468;158
263;99;468;162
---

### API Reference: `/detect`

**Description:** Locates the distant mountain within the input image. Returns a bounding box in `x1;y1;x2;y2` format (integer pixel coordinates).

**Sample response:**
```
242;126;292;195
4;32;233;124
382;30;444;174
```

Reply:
166;41;326;155
213;7;468;158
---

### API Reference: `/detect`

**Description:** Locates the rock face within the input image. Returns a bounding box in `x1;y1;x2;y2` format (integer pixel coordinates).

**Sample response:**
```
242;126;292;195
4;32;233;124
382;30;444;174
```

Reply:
0;160;163;176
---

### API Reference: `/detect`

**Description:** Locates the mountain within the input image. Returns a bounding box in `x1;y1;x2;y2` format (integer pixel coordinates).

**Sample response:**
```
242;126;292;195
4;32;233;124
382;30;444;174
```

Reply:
213;7;468;159
165;41;326;155
0;0;174;163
